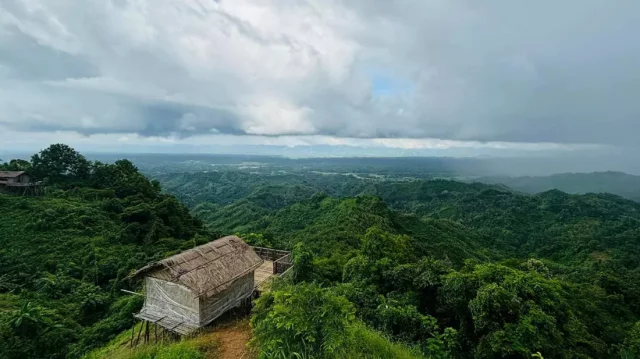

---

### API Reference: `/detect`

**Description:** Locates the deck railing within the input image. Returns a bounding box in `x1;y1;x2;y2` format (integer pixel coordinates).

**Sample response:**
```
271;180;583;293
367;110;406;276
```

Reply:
250;246;293;275
251;246;290;261
274;253;293;274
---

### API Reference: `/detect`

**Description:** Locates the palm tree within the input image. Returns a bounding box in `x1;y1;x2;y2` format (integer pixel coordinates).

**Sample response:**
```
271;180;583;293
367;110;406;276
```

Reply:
34;273;60;298
9;302;45;337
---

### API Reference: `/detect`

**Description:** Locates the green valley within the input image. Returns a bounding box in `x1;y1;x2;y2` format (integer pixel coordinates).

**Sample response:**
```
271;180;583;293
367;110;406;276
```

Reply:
1;145;640;358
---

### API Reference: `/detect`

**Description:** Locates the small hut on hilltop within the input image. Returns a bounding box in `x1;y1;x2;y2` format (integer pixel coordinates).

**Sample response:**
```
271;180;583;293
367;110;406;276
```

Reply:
131;236;292;338
0;171;32;187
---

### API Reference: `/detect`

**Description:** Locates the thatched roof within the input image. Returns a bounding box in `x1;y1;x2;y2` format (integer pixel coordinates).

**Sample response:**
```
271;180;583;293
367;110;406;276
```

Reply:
0;171;27;178
132;236;263;297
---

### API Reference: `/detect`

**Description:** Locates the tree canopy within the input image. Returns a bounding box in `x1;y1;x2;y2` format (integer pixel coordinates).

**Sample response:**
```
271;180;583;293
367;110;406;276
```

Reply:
30;143;91;182
0;145;205;358
2;144;640;359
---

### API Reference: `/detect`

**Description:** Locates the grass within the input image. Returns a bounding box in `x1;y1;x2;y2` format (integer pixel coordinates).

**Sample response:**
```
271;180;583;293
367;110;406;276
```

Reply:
82;322;220;359
108;342;204;359
338;323;427;359
82;308;423;359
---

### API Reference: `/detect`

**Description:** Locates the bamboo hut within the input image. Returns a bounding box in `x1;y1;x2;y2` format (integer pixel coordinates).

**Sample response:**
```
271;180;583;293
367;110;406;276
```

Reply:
0;171;32;187
132;236;264;335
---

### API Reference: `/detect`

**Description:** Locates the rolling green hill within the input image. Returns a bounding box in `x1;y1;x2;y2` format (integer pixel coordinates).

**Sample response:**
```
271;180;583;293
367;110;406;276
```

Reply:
178;175;640;358
478;171;640;201
3;146;640;358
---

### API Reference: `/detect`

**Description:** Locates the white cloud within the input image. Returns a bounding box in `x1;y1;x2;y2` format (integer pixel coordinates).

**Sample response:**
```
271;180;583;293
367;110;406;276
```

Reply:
243;96;315;135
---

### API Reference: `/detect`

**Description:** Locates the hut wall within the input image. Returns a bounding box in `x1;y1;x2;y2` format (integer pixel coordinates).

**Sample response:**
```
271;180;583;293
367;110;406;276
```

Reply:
199;272;254;326
144;277;200;325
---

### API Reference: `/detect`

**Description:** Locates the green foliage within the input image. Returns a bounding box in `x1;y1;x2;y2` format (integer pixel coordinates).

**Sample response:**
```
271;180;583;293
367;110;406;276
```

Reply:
338;322;428;359
31;143;91;182
0;301;79;359
251;283;356;358
69;295;144;357
620;322;640;359
0;159;31;171
440;262;608;358
83;322;218;359
5;147;640;358
0;145;206;358
251;282;429;359
242;232;274;248
157;168;640;358
361;226;413;263
291;243;315;283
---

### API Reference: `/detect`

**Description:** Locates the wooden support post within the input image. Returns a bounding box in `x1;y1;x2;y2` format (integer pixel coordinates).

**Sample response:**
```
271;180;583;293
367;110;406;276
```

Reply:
145;321;150;344
155;323;158;343
135;321;144;346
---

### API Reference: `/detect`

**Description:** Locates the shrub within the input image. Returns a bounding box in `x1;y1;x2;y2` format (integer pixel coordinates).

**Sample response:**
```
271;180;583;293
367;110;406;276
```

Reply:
250;283;355;358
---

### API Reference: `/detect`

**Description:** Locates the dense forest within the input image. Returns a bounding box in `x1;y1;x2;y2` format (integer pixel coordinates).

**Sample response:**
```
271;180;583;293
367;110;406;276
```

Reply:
0;145;207;358
1;145;640;358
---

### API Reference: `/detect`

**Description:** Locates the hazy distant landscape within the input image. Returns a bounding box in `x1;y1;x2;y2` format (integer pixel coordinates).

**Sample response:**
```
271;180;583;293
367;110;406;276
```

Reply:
81;152;640;202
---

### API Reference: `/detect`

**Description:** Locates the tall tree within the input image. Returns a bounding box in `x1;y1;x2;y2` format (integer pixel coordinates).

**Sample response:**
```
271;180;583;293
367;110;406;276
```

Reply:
31;144;90;182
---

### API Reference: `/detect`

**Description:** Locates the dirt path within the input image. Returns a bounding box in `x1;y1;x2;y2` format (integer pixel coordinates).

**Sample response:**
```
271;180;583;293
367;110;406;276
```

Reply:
207;319;254;359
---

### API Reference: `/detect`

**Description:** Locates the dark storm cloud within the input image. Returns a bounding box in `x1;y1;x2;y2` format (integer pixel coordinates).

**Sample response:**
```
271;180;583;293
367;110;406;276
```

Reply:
361;0;640;145
0;30;98;81
0;84;243;137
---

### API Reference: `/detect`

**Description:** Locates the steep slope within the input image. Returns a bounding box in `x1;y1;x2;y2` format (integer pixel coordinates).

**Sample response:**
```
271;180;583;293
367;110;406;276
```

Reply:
0;152;207;359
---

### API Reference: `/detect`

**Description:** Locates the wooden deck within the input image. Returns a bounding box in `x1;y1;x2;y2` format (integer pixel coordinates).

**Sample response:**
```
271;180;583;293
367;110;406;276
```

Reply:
254;260;275;292
250;247;294;293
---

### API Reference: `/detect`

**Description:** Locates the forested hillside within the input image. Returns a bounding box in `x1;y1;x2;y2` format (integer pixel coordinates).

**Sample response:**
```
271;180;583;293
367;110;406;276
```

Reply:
158;169;640;358
2;146;640;358
0;145;208;358
166;171;640;270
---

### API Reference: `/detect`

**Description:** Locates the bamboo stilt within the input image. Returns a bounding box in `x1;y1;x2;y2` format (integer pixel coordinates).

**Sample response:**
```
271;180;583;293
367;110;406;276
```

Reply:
135;321;143;345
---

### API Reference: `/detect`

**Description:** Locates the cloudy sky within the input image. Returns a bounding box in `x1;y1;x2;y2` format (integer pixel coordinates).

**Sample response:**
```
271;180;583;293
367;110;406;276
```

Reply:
0;0;639;156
